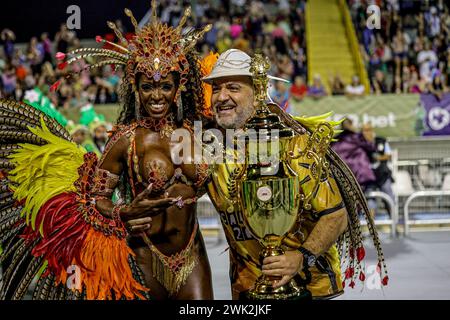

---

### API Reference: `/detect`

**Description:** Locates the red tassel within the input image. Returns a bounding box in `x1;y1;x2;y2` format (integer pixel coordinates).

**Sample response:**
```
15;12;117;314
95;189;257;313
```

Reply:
356;246;365;262
56;52;66;61
96;35;104;43
50;80;61;92
349;247;355;259
57;61;68;70
349;280;355;288
31;192;91;275
345;267;354;279
359;272;366;281
342;281;346;288
382;275;389;286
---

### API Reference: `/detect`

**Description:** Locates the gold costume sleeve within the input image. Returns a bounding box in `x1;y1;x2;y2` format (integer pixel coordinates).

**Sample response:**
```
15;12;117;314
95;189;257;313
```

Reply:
287;134;344;217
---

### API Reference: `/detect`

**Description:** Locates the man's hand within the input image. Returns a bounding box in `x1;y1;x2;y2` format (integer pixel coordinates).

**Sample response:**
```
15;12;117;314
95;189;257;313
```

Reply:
261;250;304;288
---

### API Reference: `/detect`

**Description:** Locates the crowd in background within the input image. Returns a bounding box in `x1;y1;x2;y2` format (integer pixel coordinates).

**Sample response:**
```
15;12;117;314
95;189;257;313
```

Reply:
349;0;449;97
0;24;123;110
0;0;449;114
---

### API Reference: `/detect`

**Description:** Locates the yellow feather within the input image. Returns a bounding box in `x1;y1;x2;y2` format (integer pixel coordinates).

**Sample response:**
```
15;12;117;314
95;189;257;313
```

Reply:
8;118;86;233
292;112;344;141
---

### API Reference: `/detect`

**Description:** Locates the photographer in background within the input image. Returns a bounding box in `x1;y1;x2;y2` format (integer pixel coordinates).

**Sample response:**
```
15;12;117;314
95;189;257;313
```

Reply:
367;124;395;218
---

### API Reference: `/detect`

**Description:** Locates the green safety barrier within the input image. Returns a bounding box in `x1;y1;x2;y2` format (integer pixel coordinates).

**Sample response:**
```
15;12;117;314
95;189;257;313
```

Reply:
60;94;423;138
290;94;422;138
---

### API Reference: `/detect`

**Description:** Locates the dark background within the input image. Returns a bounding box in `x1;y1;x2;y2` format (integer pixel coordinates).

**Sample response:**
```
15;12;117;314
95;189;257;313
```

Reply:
0;0;150;42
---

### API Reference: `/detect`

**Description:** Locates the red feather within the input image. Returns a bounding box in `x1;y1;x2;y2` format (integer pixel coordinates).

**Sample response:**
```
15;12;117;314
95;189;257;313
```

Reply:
31;192;91;275
57;61;68;70
50;80;61;92
345;267;354;279
356;246;365;262
359;272;366;281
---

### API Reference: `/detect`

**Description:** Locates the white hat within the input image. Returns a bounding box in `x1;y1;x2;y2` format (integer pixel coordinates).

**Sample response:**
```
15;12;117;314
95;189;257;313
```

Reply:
202;49;289;83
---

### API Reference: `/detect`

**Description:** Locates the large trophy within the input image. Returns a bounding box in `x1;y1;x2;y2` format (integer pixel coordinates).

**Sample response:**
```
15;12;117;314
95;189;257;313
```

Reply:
236;54;310;300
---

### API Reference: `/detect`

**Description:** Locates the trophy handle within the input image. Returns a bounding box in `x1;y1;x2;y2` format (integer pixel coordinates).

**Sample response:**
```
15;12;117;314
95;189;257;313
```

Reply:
288;122;334;211
209;161;246;213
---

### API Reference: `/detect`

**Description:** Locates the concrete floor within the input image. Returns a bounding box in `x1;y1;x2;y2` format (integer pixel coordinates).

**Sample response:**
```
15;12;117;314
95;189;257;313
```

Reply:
2;229;449;300
203;230;450;300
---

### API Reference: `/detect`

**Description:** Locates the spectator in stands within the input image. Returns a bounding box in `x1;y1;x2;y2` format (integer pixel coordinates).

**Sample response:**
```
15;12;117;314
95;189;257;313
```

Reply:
276;54;294;81
407;68;423;93
26;37;43;75
368;125;395;210
216;29;232;53
332;119;377;193
232;33;251;53
270;80;290;112
417;41;438;83
308;74;327;99
289;40;306;77
372;70;388;94
54;24;73;54
1;29;15;62
290;75;308;102
230;17;243;40
426;72;446;100
345;75;365;97
91;121;109;154
329;74;346;96
392;29;410;76
69;124;88;146
40;32;53;64
426;7;441;38
1;63;16;98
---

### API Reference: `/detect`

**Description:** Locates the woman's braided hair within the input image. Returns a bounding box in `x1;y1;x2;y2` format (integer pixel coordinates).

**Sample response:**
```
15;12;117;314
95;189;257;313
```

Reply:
116;51;205;126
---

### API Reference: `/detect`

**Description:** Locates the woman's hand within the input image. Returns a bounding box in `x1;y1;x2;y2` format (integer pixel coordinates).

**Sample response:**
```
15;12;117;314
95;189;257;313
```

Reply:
120;184;176;235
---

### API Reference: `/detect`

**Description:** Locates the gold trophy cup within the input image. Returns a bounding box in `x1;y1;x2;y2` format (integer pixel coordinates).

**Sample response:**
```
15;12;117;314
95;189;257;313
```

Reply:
236;54;310;300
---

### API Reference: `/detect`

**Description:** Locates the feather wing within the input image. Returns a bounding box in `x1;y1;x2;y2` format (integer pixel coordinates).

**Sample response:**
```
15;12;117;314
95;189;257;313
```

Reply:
0;99;149;300
269;104;388;287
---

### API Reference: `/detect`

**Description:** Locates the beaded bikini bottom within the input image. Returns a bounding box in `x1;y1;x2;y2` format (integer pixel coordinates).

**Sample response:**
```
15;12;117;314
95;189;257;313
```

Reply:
142;222;199;297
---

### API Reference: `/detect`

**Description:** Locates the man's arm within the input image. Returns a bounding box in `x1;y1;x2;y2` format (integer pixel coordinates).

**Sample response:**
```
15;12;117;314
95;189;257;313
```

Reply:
301;208;347;255
261;208;347;287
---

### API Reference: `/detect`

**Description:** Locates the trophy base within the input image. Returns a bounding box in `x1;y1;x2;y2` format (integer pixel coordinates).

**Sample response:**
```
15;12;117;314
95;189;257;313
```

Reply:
244;277;311;300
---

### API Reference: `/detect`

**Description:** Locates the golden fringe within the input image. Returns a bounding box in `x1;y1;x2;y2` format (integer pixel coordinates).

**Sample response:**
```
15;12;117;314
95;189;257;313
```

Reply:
150;245;198;297
144;224;199;297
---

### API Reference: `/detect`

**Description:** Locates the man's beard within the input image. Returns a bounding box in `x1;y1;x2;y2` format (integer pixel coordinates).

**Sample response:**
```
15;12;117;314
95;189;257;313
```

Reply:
214;103;255;129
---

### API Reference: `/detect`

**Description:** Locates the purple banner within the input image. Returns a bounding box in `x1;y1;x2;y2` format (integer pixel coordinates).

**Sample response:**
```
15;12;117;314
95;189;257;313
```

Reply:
420;93;450;136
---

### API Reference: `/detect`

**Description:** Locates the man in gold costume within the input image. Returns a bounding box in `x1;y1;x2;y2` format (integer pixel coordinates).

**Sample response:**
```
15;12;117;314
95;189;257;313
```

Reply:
202;49;388;300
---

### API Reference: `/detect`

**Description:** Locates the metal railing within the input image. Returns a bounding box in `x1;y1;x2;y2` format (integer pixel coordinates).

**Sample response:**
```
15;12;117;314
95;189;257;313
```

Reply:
403;190;450;236
196;195;224;244
365;191;398;238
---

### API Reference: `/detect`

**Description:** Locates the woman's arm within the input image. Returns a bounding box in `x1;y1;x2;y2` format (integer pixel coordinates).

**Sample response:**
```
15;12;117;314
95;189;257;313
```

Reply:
93;132;175;235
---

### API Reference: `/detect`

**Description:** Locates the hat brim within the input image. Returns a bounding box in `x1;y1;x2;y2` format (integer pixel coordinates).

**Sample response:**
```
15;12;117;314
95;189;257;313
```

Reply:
202;72;290;83
202;70;253;83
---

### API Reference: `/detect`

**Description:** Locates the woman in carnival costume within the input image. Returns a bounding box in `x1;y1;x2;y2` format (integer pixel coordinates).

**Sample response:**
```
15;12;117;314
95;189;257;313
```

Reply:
0;1;217;300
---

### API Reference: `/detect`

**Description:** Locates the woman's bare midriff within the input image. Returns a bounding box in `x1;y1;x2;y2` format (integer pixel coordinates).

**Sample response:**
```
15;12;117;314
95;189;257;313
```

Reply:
127;127;212;299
